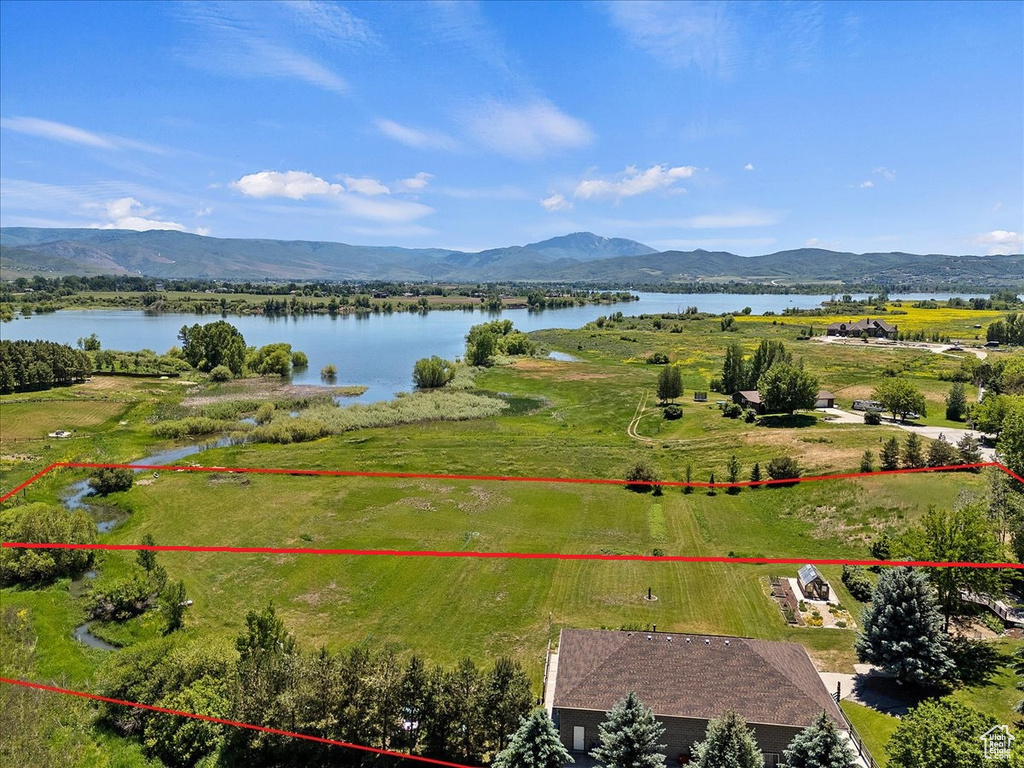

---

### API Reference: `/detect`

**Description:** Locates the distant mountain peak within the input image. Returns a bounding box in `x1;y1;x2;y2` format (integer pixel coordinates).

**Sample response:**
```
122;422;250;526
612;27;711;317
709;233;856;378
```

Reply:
524;232;657;262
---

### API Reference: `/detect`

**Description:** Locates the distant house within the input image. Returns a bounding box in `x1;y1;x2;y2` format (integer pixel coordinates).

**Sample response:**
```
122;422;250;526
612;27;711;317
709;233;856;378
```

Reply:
550;628;850;767
797;564;831;601
733;390;765;414
826;318;898;339
734;390;836;414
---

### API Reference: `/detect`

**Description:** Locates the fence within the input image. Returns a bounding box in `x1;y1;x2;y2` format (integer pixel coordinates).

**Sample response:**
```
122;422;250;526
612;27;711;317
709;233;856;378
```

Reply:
834;701;881;768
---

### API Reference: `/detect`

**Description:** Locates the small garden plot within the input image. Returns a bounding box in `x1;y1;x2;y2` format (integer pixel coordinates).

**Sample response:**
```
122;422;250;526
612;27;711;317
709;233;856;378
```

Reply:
787;575;856;629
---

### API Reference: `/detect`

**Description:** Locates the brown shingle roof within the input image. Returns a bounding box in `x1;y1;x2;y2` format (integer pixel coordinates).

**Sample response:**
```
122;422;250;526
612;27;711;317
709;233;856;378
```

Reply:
553;629;846;730
736;390;762;404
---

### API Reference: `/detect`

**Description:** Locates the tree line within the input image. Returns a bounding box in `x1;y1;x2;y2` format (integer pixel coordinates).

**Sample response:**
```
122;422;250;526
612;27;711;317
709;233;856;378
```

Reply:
0;339;92;393
99;603;534;767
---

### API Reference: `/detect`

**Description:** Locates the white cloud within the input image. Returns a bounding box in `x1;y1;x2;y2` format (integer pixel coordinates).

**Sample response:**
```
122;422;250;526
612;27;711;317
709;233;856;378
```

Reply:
195;206;213;218
91;197;187;232
607;1;740;77
464;99;593;159
375;118;459;150
744;163;754;171
396;172;433;192
0;116;167;154
230;170;433;223
574;164;696;201
873;166;896;180
284;0;378;47
973;230;1024;255
343;176;390;196
231;170;343;200
540;194;573;212
178;4;349;95
858;180;874;189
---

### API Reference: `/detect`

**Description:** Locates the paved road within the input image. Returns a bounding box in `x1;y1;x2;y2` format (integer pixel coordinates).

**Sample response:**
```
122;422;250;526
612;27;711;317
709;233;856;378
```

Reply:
818;407;995;461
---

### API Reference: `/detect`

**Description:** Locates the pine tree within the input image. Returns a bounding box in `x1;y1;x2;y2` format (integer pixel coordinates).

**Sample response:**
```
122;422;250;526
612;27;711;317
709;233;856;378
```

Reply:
880;437;901;470
860;450;874;473
692;711;762;768
783;711;856;768
657;365;682;402
854;567;955;686
902;432;925;468
590;692;666;768
137;533;158;573
684;464;693;494
493;709;573;768
484;657;533;753
749;462;762;488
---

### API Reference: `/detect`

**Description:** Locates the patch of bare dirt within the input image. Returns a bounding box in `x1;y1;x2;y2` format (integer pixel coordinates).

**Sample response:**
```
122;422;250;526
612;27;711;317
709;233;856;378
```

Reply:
184;379;362;407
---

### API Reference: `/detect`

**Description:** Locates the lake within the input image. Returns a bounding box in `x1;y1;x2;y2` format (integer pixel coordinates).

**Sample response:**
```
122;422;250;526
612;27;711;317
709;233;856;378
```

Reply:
1;292;982;402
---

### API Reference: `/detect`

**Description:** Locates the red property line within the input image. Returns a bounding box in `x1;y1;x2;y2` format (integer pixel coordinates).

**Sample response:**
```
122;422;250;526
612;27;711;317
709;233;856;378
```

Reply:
1;460;1022;570
0;677;471;768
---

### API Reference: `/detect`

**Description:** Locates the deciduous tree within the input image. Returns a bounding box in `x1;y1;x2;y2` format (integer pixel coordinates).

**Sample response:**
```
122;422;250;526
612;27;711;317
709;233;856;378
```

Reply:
757;363;818;414
872;378;927;422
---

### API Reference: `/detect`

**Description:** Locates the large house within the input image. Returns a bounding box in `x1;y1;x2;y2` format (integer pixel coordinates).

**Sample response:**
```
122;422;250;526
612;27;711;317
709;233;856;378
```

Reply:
549;628;856;767
826;318;898;339
733;389;836;414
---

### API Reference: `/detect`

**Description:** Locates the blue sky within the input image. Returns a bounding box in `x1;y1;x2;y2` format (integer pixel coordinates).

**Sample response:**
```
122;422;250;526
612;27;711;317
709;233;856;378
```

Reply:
1;0;1021;255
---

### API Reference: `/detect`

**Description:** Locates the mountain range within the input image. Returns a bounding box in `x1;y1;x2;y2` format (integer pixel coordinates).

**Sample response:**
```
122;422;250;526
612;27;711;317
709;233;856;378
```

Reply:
1;228;1021;287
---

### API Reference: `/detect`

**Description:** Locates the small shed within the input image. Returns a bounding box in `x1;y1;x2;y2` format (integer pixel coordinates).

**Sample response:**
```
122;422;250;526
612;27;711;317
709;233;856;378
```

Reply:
733;390;766;414
815;390;837;409
797;564;830;601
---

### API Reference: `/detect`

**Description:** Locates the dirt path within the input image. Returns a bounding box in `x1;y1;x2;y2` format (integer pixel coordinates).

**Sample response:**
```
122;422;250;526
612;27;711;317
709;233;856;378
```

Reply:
814;335;988;360
626;390;655;442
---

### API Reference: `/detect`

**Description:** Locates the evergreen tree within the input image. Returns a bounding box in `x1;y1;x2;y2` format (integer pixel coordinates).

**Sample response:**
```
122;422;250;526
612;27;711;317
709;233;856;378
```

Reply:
860;450;874;473
880;436;901;470
657;365;682;402
926;436;961;467
484;656;533;753
692;710;762;768
783;711;856;768
957;434;983;466
137;533;158;573
493;709;573;768
945;381;967;421
854;567;955;686
745;339;791;389
902;432;925;468
749;462;762;487
684;464;693;494
160;580;188;634
590;692;666;768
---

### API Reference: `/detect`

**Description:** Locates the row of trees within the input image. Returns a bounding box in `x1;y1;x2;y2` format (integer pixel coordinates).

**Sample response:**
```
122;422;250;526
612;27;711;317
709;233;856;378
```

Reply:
465;320;537;366
0;339;92;393
101;604;533;767
499;691;856;768
716;340;820;414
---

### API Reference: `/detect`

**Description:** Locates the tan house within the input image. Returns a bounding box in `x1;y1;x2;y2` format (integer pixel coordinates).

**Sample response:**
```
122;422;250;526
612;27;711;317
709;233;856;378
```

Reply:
550;628;854;767
826;318;898;339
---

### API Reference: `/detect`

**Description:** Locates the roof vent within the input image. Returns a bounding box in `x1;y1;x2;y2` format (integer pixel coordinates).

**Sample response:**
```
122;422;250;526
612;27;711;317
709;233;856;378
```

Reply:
705;638;710;645
666;636;672;642
685;637;691;643
725;639;730;646
647;635;653;640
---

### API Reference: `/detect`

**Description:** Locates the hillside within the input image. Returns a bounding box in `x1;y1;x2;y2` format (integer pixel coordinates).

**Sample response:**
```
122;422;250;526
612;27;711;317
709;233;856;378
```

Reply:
1;227;1021;286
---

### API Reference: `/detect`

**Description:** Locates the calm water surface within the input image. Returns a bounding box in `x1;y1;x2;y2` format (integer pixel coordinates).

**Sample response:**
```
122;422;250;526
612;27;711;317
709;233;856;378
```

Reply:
2;292;980;402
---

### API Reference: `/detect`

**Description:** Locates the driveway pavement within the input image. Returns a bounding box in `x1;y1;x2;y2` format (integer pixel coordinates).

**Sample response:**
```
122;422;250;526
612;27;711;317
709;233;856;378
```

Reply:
817;408;996;461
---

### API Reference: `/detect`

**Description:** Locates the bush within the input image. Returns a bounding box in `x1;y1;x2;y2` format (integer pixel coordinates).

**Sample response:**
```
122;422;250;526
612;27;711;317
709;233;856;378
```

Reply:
744;408;757;423
254;402;275;425
291;351;309;368
842;565;874;602
412;356;455;389
320;364;337;379
209;365;232;382
624;460;659;492
0;503;95;586
863;410;882;425
89;467;134;495
766;456;801;483
723;403;743;419
663;404;683;420
646;352;669;365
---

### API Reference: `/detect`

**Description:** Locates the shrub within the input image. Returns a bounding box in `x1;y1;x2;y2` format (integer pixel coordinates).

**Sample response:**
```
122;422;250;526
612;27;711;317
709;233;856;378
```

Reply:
663;404;683;420
744;408;757;423
646;352;669;365
208;365;232;382
842;565;874;602
723;403;743;419
254;402;275;425
291;351;309;368
863;410;882;425
320;364;337;380
766;456;801;483
89;467;134;495
412;356;455;389
152;417;229;439
624;460;659;492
